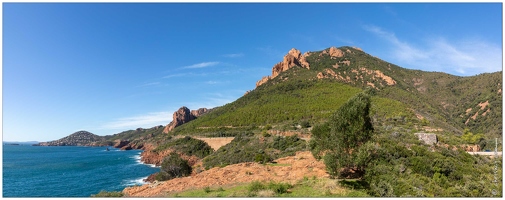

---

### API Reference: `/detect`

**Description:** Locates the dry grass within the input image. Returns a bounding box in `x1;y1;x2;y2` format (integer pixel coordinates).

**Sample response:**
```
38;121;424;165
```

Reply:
256;189;276;197
316;178;347;195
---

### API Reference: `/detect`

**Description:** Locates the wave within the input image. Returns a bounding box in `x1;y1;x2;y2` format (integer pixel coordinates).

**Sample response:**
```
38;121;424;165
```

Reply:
122;176;148;186
130;153;159;168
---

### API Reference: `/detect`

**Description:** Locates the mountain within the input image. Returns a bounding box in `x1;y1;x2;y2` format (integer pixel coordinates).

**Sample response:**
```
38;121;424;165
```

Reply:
39;46;501;152
169;46;501;141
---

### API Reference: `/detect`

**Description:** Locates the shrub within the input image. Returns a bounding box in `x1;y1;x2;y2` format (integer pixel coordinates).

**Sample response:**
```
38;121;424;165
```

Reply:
248;181;266;192
267;181;292;194
155;152;192;181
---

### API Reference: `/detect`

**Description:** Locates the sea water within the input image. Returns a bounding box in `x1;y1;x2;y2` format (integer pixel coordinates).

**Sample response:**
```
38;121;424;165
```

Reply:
2;145;160;197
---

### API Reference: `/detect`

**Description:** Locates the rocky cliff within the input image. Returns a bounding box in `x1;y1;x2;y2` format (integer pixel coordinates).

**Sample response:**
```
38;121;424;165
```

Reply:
162;107;210;133
37;131;106;146
255;48;310;88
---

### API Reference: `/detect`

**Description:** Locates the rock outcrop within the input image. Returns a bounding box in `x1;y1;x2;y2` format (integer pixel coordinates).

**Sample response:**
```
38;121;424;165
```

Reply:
113;140;130;148
319;46;344;58
414;132;438;145
162;107;209;133
190;108;208;118
255;48;310;88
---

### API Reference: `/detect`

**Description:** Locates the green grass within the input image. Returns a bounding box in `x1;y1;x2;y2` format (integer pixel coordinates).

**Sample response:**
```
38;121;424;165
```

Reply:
91;190;124;197
167;184;250;197
164;177;370;197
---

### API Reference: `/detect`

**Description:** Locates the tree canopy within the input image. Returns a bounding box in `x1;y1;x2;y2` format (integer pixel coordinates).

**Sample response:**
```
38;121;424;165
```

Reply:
310;89;374;178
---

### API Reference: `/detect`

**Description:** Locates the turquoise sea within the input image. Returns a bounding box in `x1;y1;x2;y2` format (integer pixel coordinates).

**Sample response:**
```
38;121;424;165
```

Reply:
2;145;159;197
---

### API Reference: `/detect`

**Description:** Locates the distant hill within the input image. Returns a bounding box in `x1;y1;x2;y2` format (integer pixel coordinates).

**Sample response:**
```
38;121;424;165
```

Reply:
37;126;168;148
3;141;39;145
37;130;106;146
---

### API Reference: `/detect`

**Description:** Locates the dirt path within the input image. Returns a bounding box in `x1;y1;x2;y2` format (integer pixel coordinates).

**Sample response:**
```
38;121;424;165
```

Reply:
123;151;328;197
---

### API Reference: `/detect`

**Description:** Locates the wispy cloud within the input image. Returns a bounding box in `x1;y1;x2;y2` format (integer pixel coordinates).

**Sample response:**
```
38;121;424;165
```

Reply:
363;25;501;75
99;111;171;130
181;61;220;69
163;73;186;79
205;81;218;85
136;82;160;87
222;53;244;58
186;92;239;110
163;72;208;79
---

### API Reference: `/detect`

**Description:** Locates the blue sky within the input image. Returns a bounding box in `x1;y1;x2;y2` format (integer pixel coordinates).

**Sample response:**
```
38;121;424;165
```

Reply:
3;3;502;142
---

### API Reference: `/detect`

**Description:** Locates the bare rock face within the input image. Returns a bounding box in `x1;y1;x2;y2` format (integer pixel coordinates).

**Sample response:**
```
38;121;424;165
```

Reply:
255;48;310;88
162;106;209;133
319;46;345;58
113;140;130;148
272;48;310;78
255;76;271;87
328;46;344;57
191;108;208;117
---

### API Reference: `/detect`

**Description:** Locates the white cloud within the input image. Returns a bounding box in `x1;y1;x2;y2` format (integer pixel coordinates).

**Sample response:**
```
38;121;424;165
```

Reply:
163;72;208;79
186;92;239;110
205;81;218;85
162;73;185;78
99;111;172;130
363;25;502;76
137;82;160;87
222;53;244;58
181;61;220;69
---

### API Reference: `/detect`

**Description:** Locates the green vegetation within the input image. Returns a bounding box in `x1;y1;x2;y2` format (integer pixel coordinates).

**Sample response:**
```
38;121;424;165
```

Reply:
154;136;213;158
461;128;485;144
155;152;192;181
171;78;363;136
311;90;374;178
247;181;293;196
107;46;501;197
361;131;502;197
309;88;502;197
202;133;306;168
165;177;370;197
91;190;123;197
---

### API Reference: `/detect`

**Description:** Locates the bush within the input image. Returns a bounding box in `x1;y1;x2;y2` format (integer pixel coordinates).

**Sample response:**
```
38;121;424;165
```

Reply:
248;181;266;192
248;181;292;195
155;152;192;181
267;181;292;194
